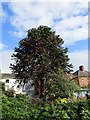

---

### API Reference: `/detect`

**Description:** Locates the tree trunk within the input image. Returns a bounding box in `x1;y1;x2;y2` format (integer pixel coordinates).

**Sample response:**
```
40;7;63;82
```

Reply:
39;79;44;98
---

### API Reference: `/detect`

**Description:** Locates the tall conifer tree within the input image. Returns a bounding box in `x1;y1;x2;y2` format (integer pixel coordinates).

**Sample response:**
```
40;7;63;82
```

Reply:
10;26;73;97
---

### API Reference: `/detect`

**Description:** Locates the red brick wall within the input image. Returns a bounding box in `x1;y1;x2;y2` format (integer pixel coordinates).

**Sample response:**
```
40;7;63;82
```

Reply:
78;77;88;87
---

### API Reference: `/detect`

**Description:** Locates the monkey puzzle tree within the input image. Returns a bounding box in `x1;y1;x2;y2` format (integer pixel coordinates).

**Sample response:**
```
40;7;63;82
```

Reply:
10;26;73;98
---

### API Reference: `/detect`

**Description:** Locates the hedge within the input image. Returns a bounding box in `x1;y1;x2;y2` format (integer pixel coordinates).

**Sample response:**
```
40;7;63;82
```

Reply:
2;94;90;120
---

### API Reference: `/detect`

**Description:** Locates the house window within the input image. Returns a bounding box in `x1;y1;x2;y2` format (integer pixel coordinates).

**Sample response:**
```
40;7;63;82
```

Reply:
82;77;84;82
6;79;9;83
81;77;84;86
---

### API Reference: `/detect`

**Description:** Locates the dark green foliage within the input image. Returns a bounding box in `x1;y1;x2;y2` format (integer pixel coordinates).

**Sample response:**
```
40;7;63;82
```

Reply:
45;69;80;98
2;93;90;120
10;26;73;97
28;99;90;120
27;98;90;120
1;82;5;91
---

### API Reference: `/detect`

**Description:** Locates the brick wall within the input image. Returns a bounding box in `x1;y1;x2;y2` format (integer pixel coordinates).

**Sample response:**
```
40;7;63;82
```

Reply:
78;77;88;87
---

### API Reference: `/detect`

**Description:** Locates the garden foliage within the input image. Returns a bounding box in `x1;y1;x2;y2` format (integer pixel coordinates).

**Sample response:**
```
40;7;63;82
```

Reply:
2;93;90;120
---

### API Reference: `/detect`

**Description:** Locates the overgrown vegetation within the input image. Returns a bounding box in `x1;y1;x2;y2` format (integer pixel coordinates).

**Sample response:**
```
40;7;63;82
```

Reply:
2;93;90;120
2;93;30;120
45;69;79;99
1;82;5;92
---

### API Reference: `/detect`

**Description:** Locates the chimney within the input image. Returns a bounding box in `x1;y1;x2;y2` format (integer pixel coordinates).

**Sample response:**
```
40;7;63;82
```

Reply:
79;65;84;71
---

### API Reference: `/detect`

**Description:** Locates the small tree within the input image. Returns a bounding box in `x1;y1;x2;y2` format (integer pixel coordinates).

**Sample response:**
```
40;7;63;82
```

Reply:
10;26;73;97
44;68;80;99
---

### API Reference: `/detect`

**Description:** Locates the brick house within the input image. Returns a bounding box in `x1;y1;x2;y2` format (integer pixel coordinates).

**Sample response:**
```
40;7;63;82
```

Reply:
72;65;90;87
69;65;90;99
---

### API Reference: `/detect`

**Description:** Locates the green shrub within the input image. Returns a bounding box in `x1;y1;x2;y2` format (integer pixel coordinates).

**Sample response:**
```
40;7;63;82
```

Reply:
2;93;30;120
2;93;90;120
28;99;90;120
2;82;5;91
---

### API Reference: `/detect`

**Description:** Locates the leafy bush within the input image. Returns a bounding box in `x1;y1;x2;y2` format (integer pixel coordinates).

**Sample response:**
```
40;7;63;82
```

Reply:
28;98;90;120
1;82;5;92
2;93;90;120
2;93;30;120
45;69;80;99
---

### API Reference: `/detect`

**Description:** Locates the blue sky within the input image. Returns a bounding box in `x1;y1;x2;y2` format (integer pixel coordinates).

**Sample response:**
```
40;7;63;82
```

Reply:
0;1;88;73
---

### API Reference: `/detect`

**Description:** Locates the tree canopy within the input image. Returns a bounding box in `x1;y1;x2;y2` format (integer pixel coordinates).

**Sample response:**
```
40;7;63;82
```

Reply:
10;25;74;97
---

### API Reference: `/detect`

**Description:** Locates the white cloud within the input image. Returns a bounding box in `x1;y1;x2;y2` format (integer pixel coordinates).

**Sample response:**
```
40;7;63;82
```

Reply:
68;49;88;71
54;15;88;45
59;24;88;45
54;16;88;31
7;2;88;45
0;50;13;73
0;43;7;50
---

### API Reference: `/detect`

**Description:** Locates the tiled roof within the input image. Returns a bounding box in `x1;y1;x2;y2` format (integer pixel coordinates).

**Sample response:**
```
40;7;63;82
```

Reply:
73;70;90;77
1;73;14;79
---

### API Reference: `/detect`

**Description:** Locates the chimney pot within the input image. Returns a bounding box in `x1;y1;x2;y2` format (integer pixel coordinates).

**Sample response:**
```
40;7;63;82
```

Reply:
79;65;84;71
